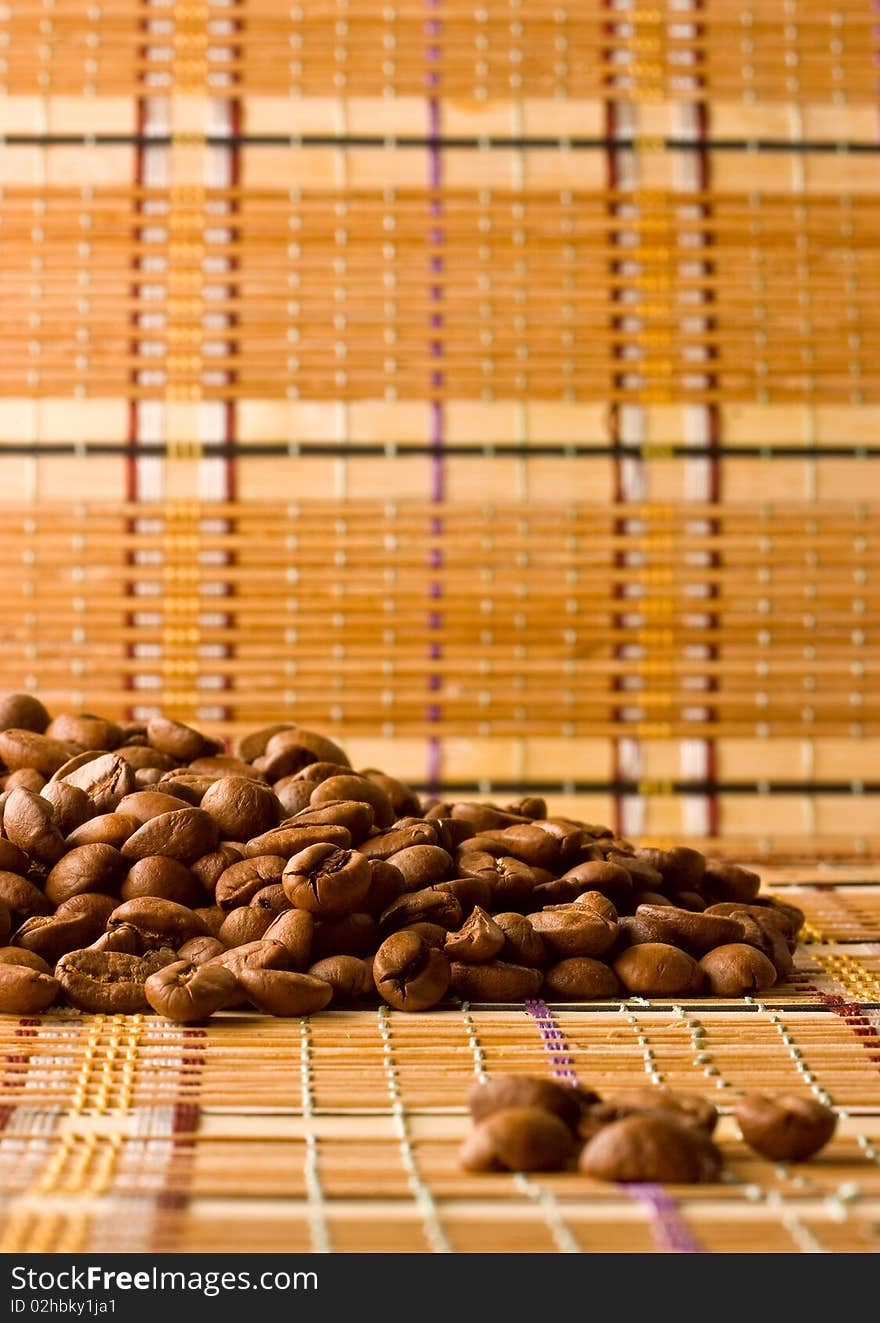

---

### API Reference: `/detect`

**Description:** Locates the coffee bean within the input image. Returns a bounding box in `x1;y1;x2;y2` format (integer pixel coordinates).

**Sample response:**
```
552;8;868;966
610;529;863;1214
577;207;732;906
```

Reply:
0;730;77;777
177;936;226;966
144;960;238;1021
434;876;493;918
635;846;706;892
217;906;274;947
0;946;52;973
734;1093;837;1161
0;963;59;1014
3;788;66;865
310;912;377;961
273;778;314;817
581;1088;718;1141
191;844;246;894
291;801;375;844
0;841;29;875
543;957;620;1000
156;771;215;805
3;768;46;793
448;802;531;831
698;944;777;996
121;808;219;865
257;727;350;780
200;776;279;841
493;913;547;969
236;723;295;764
56;948;178;1013
262;909;314;969
12;910;101;963
571;891;619;922
385;844;453;890
45;844;126;905
207;939;292;976
117;790;197;823
579;1114;722;1183
215;855;288;910
236;967;333;1016
308;955;373;1002
0;694;50;733
66;813;141;848
449;960;543;1002
361;769;421;820
193;906;226;938
309;775;394;829
468;1075;595;1133
88;924;142;955
613;942;704;996
702;861;761;905
467;825;561;871
120;856;202;907
245;823;352;860
107;897;208;949
360;860;406;916
249;884;290;915
444;907;505;963
459;1107;575;1173
147;716;217;763
528;907;618;959
359;821;439;860
55;753;135;812
373;931;450;1011
456;853;536;912
46;713;122;751
0;871;53;920
40;781;92;836
379;886;462;935
619;904;745;956
282;843;371;917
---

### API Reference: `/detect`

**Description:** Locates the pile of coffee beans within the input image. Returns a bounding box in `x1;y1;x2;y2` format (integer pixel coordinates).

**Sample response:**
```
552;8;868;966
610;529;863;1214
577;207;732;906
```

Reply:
461;1075;838;1180
0;694;803;1020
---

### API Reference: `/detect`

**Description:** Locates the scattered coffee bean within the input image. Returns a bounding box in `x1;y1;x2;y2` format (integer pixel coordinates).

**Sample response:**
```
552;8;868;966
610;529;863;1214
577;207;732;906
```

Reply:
698;943;778;996
460;1107;575;1173
144;960;238;1021
579;1114;723;1184
734;1093;837;1161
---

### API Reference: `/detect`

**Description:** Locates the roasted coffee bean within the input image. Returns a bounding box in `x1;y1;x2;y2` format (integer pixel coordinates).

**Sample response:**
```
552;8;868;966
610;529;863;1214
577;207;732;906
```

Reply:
431;818;477;853
635;846;706;892
310;912;377;961
282;843;371;917
460;1107;575;1173
0;871;53;920
200;776;279;841
572;891;619;922
244;823;352;860
385;844;453;890
529;907;619;959
56;948;178;1014
605;851;662;892
156;770;215;804
579;1114;722;1183
45;844;126;905
543;958;620;1000
613;942;704;997
121;808;220;865
361;860;407;917
249;884;290;915
88;924;142;955
467;825;561;871
215;855;288;910
468;1075;596;1133
378;887;462;935
734;1093;837;1161
582;1088;719;1140
144;960;238;1021
0;946;52;973
631;890;674;909
3;788;66;865
0;963;59;1014
0;694;50;733
670;891;706;912
117;790;196;823
435;876;493;918
619;904;744;957
56;893;117;929
120;856;202;907
3;768;46;793
236;967;333;1016
703;906;793;979
0;840;29;875
0;902;11;948
359;821;438;860
291;801;375;844
448;802;530;831
449;960;542;1002
236;723;295;763
493;913;547;969
456;853;536;912
402;922;447;948
262;909;314;969
66;812;141;848
308;955;373;1002
361;769;421;820
46;713;122;751
189;756;266;780
40;781;92;836
444;907;505;963
206;939;292;976
272;777;314;817
117;747;177;774
256;727;350;780
290;761;353;787
373;931;450;1011
191;844;246;894
702;861;761;904
706;900;802;947
0;730;77;777
193;906;226;938
12;910;102;963
218;907;275;948
107;897;208;949
55;752;135;813
698;944;777;996
147;716;217;763
177;936;226;966
308;775;394;829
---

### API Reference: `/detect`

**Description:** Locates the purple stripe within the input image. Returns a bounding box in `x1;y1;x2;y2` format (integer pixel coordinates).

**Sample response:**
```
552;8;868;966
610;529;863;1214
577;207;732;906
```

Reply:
426;0;443;792
523;999;703;1254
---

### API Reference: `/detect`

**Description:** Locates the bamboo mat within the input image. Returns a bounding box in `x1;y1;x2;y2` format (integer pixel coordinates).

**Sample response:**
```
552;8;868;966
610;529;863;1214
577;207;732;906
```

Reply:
0;0;878;853
0;864;876;1254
